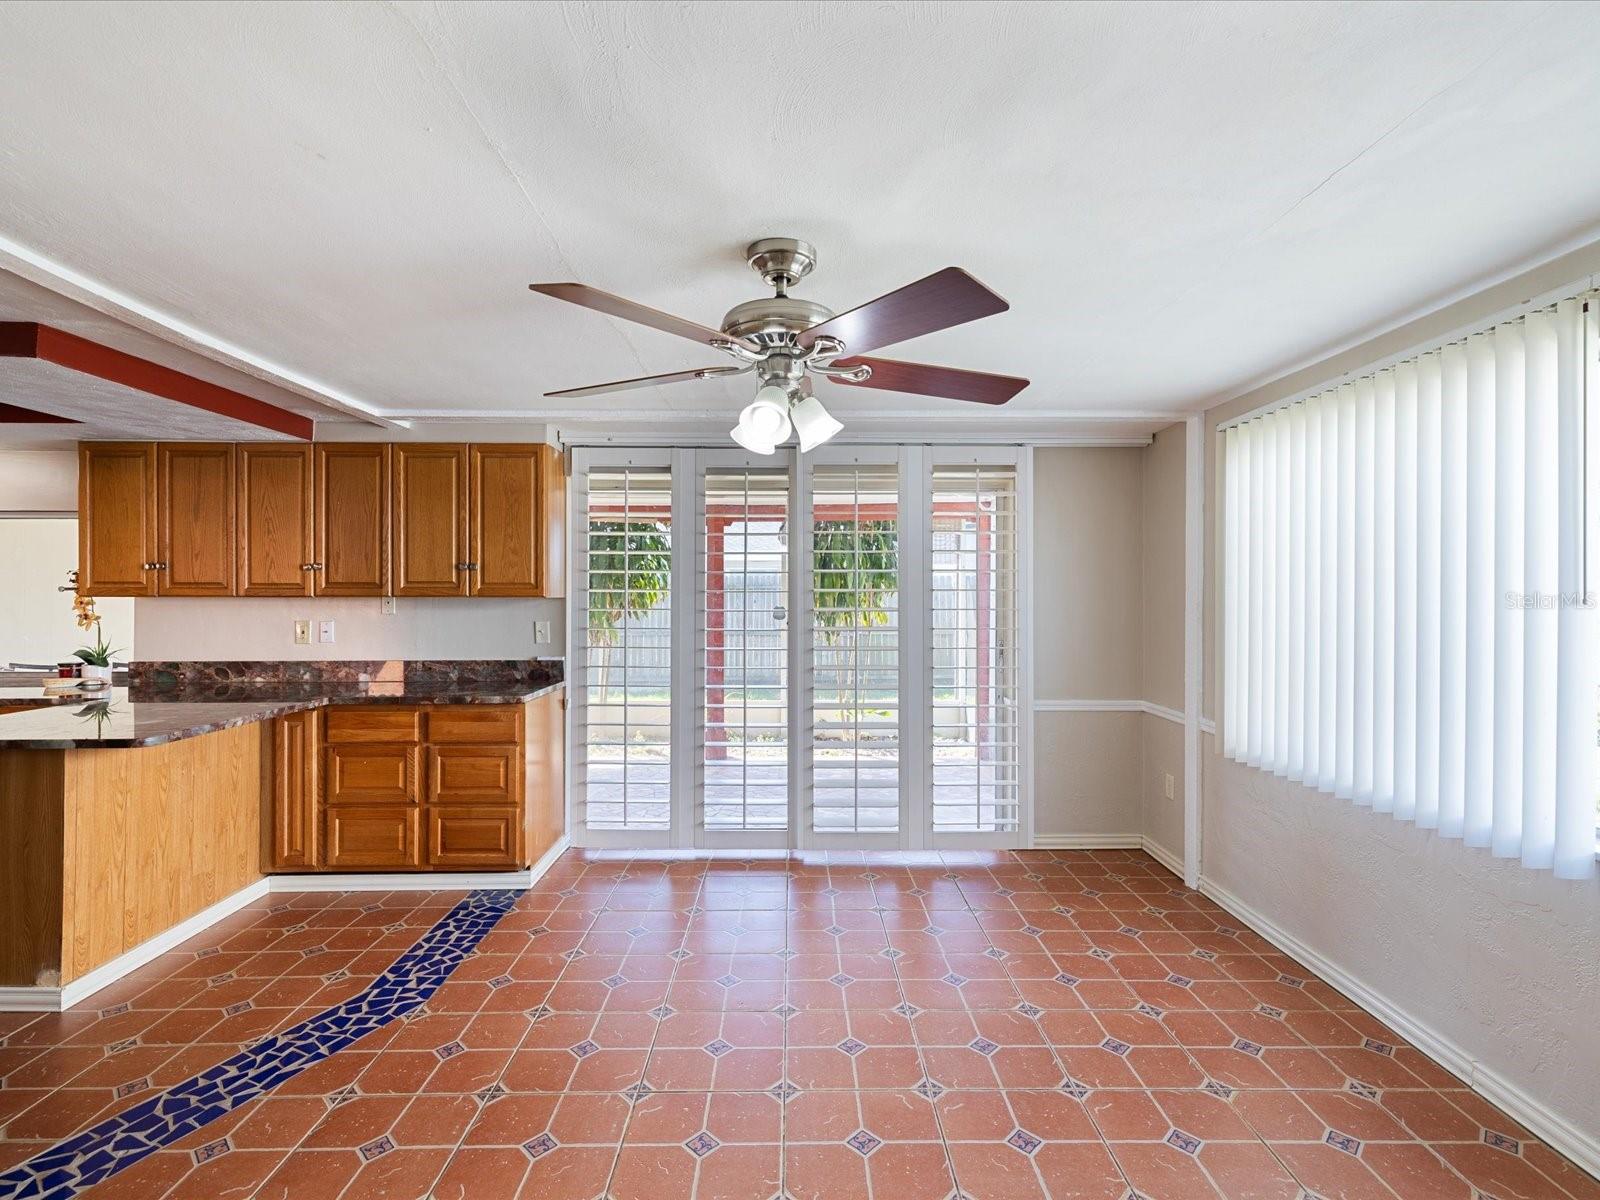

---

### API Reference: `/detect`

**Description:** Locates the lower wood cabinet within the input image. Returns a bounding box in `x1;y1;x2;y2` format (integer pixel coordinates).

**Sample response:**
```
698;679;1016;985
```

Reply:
267;693;563;873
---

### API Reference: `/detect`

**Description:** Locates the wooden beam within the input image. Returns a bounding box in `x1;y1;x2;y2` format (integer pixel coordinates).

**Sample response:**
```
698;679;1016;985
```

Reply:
0;401;77;423
0;322;313;440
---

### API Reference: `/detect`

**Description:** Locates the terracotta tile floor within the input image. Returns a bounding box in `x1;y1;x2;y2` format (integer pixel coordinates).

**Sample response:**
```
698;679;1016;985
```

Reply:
1;849;1596;1200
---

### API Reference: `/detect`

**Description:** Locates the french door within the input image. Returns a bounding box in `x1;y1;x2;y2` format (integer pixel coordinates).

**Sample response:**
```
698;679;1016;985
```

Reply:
569;445;1031;849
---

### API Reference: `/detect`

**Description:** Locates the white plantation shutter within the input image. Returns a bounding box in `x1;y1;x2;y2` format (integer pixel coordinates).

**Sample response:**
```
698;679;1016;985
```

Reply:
810;463;902;835
574;464;674;833
1223;292;1598;879
930;463;1021;834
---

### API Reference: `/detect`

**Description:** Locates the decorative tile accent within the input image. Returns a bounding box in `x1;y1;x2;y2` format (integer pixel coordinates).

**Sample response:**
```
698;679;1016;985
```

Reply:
191;1137;231;1165
602;974;628;989
914;1078;945;1101
114;1078;151;1099
1117;926;1142;937
0;889;521;1200
924;925;946;937
1202;1080;1235;1101
1100;1038;1132;1057
1054;972;1081;987
1278;973;1305;988
1345;1080;1380;1101
829;973;855;988
435;1041;466;1060
476;1083;507;1106
359;1135;396;1162
968;1037;1000;1057
622;1082;654;1104
107;1037;139;1055
1165;1129;1202;1155
837;1038;868;1057
1006;1128;1042;1156
1089;948;1115;961
1361;1037;1395;1056
1232;1038;1265;1057
1482;1129;1521;1155
487;974;513;989
983;947;1008;960
1257;1004;1286;1020
1135;1003;1165;1020
846;1129;883;1157
648;1004;676;1020
1324;1129;1362;1157
570;1040;600;1059
523;1132;559;1160
880;947;904;960
893;1002;922;1018
1060;1078;1091;1100
1016;1002;1043;1019
703;1039;734;1058
1021;925;1043;937
772;1003;799;1019
825;925;846;937
941;972;969;988
669;949;693;961
716;974;741;988
769;1080;799;1103
685;1131;720;1158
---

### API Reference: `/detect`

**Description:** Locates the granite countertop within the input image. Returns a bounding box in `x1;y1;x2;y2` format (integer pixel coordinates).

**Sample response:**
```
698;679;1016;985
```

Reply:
0;680;565;750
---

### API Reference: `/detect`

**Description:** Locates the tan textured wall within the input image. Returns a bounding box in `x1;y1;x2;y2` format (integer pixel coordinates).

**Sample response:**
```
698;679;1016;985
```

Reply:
1201;239;1600;1152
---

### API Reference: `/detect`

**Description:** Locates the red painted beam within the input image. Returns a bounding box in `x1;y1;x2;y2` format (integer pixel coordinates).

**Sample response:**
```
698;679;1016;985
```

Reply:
0;401;77;423
0;322;313;440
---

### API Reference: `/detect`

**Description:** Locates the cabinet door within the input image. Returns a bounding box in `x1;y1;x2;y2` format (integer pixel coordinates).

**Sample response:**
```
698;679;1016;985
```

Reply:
314;443;390;596
427;807;521;869
428;744;520;805
393;444;469;597
238;444;314;596
271;710;319;869
326;806;421;869
325;743;419;805
157;443;236;595
469;444;540;596
536;443;567;599
77;442;157;596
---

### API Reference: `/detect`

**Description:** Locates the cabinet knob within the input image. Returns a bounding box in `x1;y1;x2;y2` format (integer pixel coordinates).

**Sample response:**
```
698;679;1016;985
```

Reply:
455;562;471;571
302;563;324;572
142;561;156;571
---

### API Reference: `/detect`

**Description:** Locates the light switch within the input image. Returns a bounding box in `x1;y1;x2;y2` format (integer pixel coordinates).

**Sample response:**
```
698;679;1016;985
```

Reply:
293;619;311;645
1164;772;1175;800
318;619;336;644
535;619;551;644
382;597;397;615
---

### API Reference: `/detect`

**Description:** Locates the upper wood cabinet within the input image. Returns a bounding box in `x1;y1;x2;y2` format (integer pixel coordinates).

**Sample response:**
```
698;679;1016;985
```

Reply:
157;443;236;596
314;443;390;596
78;442;157;596
237;444;314;596
79;440;562;599
470;443;566;597
393;443;469;597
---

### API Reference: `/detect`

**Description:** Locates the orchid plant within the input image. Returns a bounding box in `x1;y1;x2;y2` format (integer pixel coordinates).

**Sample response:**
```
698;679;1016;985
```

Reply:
71;594;119;668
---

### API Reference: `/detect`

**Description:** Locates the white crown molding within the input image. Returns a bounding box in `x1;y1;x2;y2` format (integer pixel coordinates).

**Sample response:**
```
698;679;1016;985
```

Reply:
0;233;398;429
1197;873;1600;1181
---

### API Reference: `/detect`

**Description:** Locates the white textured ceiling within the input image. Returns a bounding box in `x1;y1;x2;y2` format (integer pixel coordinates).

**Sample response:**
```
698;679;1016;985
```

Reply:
1;0;1599;437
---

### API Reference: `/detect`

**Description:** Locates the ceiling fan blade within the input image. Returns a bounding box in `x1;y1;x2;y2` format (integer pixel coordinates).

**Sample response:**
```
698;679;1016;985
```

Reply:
827;356;1028;406
798;267;1009;356
529;283;756;351
544;365;750;399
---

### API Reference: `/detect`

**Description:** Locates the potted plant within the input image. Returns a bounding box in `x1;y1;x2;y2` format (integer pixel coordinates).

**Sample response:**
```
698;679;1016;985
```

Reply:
71;595;119;686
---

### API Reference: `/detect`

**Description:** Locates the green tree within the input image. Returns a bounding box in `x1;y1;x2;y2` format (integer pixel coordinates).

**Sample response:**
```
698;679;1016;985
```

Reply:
812;520;897;640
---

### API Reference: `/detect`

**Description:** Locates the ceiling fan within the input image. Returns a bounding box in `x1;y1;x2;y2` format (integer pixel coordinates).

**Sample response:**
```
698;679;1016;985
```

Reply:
529;237;1028;453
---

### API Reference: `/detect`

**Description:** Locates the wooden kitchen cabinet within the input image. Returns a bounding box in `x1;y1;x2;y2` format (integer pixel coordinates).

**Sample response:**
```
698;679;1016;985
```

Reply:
157;443;236;595
270;710;319;869
237;444;314;596
267;694;562;874
77;442;157;596
392;443;470;597
314;443;389;596
469;443;565;597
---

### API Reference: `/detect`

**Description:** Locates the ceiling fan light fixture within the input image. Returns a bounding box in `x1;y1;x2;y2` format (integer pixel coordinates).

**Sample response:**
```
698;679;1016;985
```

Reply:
731;384;792;454
790;392;843;452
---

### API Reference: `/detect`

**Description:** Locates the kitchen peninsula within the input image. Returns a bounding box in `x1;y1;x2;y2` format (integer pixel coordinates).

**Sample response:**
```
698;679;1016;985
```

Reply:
0;660;563;1009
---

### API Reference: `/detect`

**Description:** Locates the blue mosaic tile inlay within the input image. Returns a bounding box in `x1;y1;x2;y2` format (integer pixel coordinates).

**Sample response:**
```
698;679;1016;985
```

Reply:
0;888;522;1200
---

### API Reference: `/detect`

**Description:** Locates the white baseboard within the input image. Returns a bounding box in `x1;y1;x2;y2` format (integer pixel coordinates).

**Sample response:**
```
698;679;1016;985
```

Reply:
1140;837;1184;878
267;834;570;892
0;877;271;1014
0;836;572;1015
1030;833;1144;850
1198;874;1600;1182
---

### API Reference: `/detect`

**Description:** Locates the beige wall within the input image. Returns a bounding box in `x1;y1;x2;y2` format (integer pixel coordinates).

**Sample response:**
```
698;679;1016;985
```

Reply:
0;450;76;512
0;518;134;666
1200;239;1600;1160
1030;440;1187;846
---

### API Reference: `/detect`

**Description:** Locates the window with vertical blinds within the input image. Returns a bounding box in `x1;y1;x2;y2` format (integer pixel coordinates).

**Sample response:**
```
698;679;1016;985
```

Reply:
930;464;1021;833
578;466;673;832
701;469;790;832
811;463;901;834
1223;293;1598;879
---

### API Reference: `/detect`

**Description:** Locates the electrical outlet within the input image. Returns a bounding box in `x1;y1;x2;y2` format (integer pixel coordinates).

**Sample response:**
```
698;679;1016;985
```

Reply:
534;619;551;644
317;619;336;644
1164;772;1175;800
382;596;397;615
293;619;311;645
